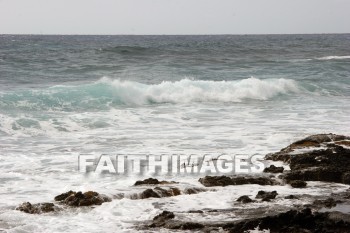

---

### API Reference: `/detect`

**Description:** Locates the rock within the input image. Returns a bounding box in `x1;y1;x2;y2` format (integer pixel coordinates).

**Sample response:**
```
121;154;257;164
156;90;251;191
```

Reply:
256;191;278;201
140;187;181;199
265;134;350;185
180;222;204;230
237;195;254;203
188;210;204;213
285;195;298;199
313;198;338;208
198;176;277;187
183;187;206;195
263;165;284;173
289;180;307;188
140;189;161;199
134;178;177;186
335;140;350;147
149;211;204;230
54;190;75;201
223;208;350;233
16;202;57;214
149;211;175;228
55;191;111;206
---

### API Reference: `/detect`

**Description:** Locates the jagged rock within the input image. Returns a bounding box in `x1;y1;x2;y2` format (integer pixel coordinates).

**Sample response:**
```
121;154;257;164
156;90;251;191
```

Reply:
16;202;57;214
237;195;254;203
134;178;177;186
55;191;111;206
289;180;307;188
256;191;278;201
222;208;350;233
198;176;277;187
263;165;284;173
265;134;350;185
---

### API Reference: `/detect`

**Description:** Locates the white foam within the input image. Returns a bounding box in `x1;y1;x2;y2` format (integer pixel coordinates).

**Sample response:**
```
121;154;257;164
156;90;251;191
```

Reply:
316;55;350;60
99;76;302;105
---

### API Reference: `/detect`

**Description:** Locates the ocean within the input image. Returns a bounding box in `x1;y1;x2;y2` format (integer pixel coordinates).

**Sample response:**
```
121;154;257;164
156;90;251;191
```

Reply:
0;34;350;232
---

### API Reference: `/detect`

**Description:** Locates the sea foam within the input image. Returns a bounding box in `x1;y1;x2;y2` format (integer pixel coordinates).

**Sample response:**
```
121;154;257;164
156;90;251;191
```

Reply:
0;77;302;110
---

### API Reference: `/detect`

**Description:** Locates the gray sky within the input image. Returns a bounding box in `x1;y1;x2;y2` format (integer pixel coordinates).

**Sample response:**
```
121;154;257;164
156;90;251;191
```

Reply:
0;0;349;35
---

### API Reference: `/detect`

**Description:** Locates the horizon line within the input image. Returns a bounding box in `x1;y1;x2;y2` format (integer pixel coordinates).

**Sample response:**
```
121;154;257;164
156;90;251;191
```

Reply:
1;32;349;36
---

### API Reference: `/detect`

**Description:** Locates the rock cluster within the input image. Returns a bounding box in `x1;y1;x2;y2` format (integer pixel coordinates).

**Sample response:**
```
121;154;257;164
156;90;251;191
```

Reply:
17;190;111;214
16;202;57;214
266;134;350;185
54;191;111;206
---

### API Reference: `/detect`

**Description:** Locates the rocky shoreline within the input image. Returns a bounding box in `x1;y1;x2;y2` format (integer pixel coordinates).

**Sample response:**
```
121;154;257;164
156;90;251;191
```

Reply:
15;134;350;232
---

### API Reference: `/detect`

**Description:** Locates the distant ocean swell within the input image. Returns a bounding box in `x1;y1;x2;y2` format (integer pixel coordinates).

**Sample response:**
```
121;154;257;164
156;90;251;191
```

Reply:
0;77;305;111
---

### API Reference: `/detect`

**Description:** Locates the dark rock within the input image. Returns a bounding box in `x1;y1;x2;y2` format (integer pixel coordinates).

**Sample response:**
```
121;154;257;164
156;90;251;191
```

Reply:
237;195;254;203
54;190;75;201
289;180;307;188
134;178;177;186
256;190;278;201
16;202;57;214
198;175;277;187
55;191;111;207
285;195;298;199
313;198;338;208
265;134;350;185
264;165;284;173
180;222;204;230
140;187;181;199
188;210;204;213
223;208;350;233
149;211;204;230
140;189;161;199
183;187;206;195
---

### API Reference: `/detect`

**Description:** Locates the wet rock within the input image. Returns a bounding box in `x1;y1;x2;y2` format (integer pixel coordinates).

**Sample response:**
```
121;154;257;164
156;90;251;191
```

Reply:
237;195;254;203
285;195;298;199
313;198;339;208
16;202;57;214
149;211;204;230
140;187;181;199
188;210;204;213
265;134;350;185
183;187;206;195
54;190;76;201
335;140;350;147
256;191;278;201
289;180;307;188
149;211;175;228
223;208;350;233
55;191;111;206
134;178;177;186
180;222;204;230
198;175;277;187
263;165;284;173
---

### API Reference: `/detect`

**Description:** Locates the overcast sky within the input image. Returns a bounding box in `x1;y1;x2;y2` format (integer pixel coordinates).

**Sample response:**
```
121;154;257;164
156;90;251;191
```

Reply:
0;0;349;35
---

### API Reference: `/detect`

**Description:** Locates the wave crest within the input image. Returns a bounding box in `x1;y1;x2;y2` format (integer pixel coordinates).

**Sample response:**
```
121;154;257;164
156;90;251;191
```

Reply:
0;77;302;111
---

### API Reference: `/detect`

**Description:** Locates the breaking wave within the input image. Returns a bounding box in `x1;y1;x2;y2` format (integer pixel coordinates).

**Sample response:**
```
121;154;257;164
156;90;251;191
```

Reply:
0;77;303;111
